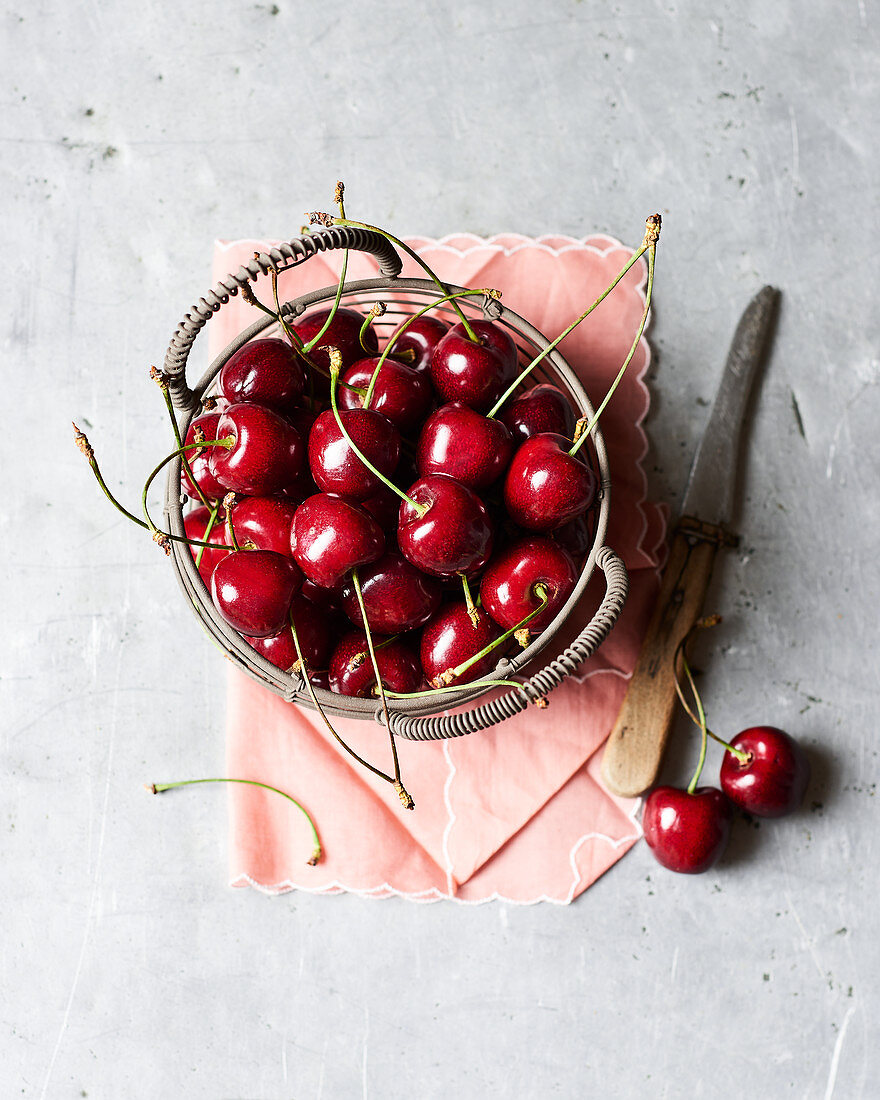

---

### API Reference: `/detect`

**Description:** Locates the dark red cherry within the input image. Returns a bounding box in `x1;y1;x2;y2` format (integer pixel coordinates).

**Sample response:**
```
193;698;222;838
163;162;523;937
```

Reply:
387;314;450;376
551;513;593;560
329;631;422;697
209;403;304;497
300;576;343;613
720;727;810;817
499;384;577;444
246;593;333;672
292;494;384;590
338;357;433;435
480;536;578;636
398;474;493;579
228;496;298;557
210;549;303;638
184;506;230;585
294;306;378;382
642;786;734;874
217;338;305;414
338;551;442;633
416;403;514;490
430;319;519;412
360;484;401;532
420;603;502;688
504;433;597;531
181;413;227;502
308;408;400;502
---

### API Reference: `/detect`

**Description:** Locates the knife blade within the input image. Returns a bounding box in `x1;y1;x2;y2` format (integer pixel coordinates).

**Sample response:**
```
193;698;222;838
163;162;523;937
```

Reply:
600;286;780;799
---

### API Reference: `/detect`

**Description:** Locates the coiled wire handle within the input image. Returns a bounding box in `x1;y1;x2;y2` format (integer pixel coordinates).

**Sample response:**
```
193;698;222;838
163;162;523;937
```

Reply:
388;546;628;741
162;227;402;411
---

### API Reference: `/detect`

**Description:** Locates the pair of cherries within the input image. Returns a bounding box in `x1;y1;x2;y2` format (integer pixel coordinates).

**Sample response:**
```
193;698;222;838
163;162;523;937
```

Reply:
643;727;811;874
184;300;595;699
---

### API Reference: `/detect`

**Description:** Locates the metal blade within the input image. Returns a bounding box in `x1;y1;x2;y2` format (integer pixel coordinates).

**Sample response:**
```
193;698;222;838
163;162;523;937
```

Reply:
680;285;780;526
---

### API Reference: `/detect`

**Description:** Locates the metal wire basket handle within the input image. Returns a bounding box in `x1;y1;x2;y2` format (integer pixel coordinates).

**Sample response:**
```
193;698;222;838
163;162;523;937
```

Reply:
387;546;628;740
162;227;403;410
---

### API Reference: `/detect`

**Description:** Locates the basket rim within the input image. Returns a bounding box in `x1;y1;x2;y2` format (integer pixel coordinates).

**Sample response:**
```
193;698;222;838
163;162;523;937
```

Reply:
163;275;612;722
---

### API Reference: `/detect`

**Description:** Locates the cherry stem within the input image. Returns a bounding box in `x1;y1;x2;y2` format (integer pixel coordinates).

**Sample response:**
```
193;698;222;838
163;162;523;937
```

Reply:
323;215;481;344
287;609;400;791
683;650;709;794
569;217;660;456
351;569;413;811
223;494;241;551
672;618;751;764
436;584;550;688
328;356;428;517
72;424;234;552
384;677;543;706
194;501;220;570
141;438;234;543
358;302;385;357
151;367;213;511
362;288;497;411
146;777;321;865
460;574;480;627
486;215;659;421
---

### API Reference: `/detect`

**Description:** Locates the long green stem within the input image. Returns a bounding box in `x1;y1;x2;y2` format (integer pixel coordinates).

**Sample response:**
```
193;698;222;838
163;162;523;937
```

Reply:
287;609;400;791
672;622;750;763
351;569;413;811
322;215;480;343
569;218;660;456
141;438;234;539
434;585;549;688
146;777;321;865
683;651;709;794
194;502;220;570
151;368;213;511
384;678;540;704
73;424;234;552
486;231;655;420
328;358;427;516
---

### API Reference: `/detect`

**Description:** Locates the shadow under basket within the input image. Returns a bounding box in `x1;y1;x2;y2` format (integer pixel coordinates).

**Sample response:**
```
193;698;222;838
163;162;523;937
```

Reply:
162;226;629;741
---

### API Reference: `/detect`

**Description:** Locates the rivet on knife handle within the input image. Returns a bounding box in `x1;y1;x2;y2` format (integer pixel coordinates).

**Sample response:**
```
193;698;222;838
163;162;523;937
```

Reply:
601;518;735;798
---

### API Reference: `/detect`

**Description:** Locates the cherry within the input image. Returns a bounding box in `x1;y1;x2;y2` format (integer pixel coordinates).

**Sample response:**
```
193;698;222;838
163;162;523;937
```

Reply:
181;413;227;503
338;550;442;633
217;338;305;414
294;306;378;378
398;474;493;579
480;536;577;636
360;484;402;532
551;513;593;561
228;496;298;557
504;433;597;531
184;506;230;585
308;407;400;502
499;383;576;445
210;548;303;638
642;786;734;874
338;357;433;435
720;726;811;818
430;319;519;412
246;593;333;672
292;493;384;590
416;403;513;490
209;403;304;497
329;631;422;697
420;602;502;688
387;314;449;376
300;576;343;612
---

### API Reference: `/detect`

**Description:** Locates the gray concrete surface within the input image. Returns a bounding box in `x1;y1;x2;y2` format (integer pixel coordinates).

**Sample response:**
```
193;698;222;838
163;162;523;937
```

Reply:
3;1;878;1096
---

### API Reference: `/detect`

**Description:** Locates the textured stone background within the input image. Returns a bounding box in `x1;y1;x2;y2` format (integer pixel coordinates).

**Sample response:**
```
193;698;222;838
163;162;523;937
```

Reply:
3;1;878;1096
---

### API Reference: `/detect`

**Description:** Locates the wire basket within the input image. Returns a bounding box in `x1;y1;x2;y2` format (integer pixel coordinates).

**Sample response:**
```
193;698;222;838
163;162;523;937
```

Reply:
161;226;628;741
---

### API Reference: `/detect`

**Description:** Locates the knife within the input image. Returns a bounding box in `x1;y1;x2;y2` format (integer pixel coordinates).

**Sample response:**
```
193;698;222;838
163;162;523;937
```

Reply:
600;285;781;798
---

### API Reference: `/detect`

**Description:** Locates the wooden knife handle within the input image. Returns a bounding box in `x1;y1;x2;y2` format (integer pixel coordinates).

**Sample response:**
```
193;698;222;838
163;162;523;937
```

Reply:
600;516;734;798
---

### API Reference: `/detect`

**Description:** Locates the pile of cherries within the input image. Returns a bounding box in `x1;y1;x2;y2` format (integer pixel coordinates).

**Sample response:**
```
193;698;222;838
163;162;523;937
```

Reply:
181;302;598;704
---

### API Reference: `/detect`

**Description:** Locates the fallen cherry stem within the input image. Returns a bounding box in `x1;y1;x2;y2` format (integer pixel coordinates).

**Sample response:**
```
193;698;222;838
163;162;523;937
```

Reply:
146;777;321;865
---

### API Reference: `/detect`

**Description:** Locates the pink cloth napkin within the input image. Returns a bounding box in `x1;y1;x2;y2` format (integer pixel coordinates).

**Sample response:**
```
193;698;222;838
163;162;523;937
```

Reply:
208;232;667;903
